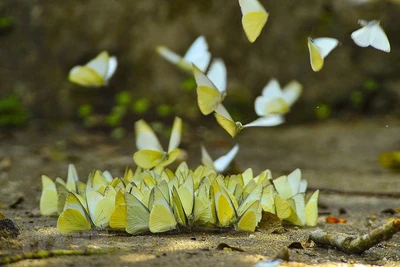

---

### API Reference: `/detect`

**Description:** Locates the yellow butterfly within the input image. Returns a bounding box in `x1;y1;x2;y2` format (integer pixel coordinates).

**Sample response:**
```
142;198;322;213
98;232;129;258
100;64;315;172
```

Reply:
149;187;177;233
156;36;211;73
307;37;338;72
239;0;269;43
212;177;238;227
41;164;85;215
68;51;117;87
57;192;91;234
39;175;58;216
214;104;285;138
133;117;182;169
190;180;213;226
274;194;305;226
201;144;239;173
255;79;302;116
109;190;127;230
236;200;260;232
193;59;227;115
305;190;319;227
125;192;150;234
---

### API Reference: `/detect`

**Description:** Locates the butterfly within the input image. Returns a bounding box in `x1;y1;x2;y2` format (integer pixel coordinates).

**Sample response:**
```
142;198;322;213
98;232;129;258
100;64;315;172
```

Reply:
238;0;269;43
255;79;302;116
124;192;151;234
201;144;239;173
212;177;238;227
39;175;59;216
193;59;227;115
351;20;390;52
307;37;339;72
214;104;285;138
304;190;319;227
157;36;211;73
133;117;182;169
57;185;116;233
109;190;127;230
149;188;177;233
68;51;117;87
40;164;86;216
271;169;318;226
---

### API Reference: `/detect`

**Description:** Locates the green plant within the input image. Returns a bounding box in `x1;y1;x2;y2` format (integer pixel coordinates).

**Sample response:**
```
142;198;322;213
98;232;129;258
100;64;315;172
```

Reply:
0;94;30;128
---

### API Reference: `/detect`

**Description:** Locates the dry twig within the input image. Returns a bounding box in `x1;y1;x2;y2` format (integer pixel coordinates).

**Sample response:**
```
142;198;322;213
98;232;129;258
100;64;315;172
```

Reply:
310;218;400;254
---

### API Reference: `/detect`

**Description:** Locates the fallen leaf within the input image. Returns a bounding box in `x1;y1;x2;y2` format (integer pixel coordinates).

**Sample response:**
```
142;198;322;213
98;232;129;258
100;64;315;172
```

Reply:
216;243;245;252
326;216;347;224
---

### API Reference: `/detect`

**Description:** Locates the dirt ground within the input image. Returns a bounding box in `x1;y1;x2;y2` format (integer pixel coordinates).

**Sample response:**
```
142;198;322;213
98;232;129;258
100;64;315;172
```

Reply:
1;117;400;266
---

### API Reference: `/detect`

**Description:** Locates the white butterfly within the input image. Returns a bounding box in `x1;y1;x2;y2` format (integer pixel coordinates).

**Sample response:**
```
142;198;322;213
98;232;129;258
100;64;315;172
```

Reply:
307;37;339;72
68;51;117;87
157;36;211;73
351;20;390;53
254;79;302;116
201;144;239;173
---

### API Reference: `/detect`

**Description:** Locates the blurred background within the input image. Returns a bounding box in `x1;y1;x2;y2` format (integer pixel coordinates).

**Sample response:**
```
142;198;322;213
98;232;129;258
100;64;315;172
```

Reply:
0;0;399;134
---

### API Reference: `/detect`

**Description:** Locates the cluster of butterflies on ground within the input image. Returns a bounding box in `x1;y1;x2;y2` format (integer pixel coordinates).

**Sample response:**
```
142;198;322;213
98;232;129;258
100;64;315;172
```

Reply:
40;163;319;234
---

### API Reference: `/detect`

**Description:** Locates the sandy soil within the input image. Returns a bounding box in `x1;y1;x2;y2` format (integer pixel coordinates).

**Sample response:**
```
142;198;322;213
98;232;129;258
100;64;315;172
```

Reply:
1;117;400;266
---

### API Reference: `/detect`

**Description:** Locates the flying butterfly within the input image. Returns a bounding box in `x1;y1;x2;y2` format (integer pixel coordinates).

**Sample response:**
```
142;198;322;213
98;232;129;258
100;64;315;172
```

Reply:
351;20;390;52
307;37;339;72
133;117;182;169
68;51;117;87
156;36;211;73
255;79;302;116
239;0;269;43
193;59;227;115
201;144;239;173
214;104;285;138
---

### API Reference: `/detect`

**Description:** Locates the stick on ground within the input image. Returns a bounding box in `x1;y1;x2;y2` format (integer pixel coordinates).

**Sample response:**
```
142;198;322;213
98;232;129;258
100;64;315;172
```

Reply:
310;218;400;254
0;248;115;264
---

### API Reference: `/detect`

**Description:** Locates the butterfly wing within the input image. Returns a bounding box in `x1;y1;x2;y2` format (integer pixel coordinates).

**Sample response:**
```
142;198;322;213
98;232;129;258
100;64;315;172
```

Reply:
214;144;240;173
135;119;163;151
214;105;239;137
149;198;177;233
305;190;319;227
193;64;223;115
313;38;339;58
125;193;150;234
201;145;216;170
168;117;182;152
236;200;260;232
370;23;391;52
40;175;58;216
239;0;268;43
243;115;285;128
282;80;302;106
57;208;91;234
156;46;181;65
105;56;118;81
207;59;227;93
183;36;211;72
307;38;324;72
68;66;104;87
